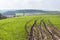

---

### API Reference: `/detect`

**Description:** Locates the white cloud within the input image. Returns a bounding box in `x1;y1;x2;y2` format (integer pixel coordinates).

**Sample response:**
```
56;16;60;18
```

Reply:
0;0;60;11
29;0;60;11
0;0;29;10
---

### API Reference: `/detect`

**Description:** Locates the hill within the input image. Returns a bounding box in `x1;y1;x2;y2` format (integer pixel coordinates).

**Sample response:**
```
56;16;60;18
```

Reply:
0;15;60;40
1;9;60;16
3;11;15;16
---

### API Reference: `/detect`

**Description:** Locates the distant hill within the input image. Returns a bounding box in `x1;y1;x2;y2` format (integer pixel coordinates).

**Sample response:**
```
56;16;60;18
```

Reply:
15;9;46;13
3;11;15;15
2;9;60;16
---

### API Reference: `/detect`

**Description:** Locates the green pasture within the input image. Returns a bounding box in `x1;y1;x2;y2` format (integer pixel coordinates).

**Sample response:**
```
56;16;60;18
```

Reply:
0;15;60;40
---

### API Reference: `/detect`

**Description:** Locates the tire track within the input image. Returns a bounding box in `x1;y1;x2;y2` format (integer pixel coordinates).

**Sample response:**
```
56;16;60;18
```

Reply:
25;18;60;40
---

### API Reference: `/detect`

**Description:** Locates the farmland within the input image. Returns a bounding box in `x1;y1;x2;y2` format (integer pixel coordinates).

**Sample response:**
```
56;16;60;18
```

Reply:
0;15;60;40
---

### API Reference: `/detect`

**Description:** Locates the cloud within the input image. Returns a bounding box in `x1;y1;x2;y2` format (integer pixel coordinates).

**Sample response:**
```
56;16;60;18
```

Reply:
0;0;60;11
0;0;29;10
29;0;60;11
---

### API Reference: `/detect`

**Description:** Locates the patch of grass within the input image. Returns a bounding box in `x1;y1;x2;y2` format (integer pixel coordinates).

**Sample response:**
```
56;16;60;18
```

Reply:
0;15;60;40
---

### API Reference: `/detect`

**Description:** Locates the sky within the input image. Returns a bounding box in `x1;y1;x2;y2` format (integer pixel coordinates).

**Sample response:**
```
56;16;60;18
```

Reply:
0;0;60;11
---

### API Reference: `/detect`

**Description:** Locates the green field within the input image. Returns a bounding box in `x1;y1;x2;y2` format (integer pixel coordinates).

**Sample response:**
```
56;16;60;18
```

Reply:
0;15;60;40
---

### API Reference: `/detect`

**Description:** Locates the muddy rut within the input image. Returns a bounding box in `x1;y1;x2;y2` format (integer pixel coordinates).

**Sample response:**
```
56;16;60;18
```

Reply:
25;19;60;40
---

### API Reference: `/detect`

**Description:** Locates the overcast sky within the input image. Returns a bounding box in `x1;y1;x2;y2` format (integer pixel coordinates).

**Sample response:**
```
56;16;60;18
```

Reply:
0;0;60;11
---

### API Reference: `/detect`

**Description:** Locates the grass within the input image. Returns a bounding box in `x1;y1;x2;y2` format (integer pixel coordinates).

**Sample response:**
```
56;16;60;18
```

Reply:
0;15;60;40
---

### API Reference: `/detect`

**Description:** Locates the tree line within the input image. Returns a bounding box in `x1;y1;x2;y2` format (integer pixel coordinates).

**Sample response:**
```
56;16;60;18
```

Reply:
0;13;7;19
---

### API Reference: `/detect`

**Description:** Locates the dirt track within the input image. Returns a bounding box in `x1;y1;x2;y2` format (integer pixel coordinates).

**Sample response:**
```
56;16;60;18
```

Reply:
25;19;60;40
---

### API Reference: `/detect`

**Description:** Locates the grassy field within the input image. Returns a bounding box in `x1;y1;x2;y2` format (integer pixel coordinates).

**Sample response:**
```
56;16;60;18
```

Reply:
0;15;60;40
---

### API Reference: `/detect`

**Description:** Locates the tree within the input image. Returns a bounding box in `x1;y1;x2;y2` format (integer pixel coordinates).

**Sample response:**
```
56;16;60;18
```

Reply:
0;13;2;18
0;13;7;19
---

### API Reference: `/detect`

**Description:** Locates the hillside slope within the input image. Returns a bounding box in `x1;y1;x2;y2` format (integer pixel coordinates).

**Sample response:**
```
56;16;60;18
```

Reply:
0;16;37;40
0;15;60;40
